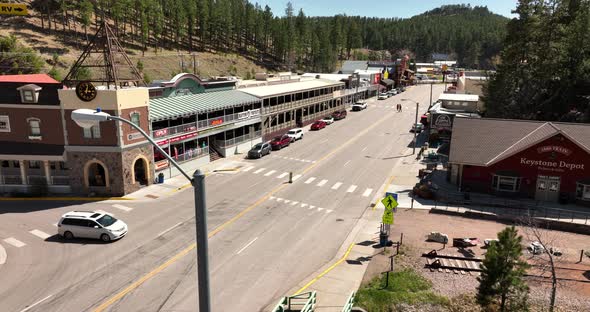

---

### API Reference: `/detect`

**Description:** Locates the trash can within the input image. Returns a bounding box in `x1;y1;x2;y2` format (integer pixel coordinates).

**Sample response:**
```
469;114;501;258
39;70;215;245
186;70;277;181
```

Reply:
379;232;389;247
158;173;165;184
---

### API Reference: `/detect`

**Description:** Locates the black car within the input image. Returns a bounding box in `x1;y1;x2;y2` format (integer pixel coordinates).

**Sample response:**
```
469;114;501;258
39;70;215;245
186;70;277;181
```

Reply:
248;142;271;159
332;110;347;120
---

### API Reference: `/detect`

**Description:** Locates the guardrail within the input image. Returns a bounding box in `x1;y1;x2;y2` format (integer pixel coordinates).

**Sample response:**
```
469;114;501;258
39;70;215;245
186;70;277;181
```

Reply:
342;291;356;312
216;131;262;148
271;291;316;312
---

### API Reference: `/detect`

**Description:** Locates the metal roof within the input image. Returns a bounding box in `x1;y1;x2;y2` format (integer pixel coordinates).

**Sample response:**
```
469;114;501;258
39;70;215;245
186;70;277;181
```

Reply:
149;90;261;121
239;79;344;98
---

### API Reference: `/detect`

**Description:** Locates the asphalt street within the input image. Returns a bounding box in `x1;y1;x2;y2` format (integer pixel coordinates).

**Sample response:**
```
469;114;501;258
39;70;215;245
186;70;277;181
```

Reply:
0;84;445;312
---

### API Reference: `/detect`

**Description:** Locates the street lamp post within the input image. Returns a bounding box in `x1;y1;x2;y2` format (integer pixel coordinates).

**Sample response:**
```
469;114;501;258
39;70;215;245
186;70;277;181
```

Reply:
71;108;211;312
401;99;420;155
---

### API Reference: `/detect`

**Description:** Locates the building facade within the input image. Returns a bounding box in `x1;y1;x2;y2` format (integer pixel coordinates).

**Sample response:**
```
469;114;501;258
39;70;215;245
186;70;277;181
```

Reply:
449;118;590;205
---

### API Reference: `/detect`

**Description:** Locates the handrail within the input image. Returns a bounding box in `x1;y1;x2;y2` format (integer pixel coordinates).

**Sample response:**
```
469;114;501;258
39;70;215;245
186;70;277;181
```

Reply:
342;291;356;312
271;292;316;312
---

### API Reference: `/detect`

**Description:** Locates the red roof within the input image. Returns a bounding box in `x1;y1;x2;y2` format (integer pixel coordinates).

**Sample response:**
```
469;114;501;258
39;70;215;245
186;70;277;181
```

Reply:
0;74;60;84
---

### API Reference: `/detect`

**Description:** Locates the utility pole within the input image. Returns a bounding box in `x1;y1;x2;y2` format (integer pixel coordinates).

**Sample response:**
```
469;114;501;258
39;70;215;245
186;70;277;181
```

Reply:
429;82;433;109
413;102;419;155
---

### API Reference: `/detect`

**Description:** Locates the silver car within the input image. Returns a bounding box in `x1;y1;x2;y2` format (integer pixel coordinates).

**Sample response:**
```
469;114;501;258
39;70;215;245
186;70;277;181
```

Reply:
58;211;128;242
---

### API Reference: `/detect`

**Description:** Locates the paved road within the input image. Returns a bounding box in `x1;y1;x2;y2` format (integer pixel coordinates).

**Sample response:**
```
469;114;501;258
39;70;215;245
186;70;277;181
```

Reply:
0;84;444;312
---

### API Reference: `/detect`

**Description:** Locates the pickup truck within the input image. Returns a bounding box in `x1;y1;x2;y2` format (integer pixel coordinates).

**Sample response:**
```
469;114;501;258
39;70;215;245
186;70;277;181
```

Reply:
352;101;367;111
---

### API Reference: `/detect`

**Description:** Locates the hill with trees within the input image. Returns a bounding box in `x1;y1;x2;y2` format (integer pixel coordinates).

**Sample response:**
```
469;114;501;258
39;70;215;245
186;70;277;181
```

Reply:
2;2;508;79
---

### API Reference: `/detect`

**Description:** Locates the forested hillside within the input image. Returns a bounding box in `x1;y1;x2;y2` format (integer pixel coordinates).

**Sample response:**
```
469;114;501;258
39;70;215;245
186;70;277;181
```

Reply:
7;1;508;75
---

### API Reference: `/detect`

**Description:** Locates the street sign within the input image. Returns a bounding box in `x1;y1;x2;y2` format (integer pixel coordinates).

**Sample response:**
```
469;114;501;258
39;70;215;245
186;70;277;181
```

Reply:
442;64;448;71
381;194;398;210
382;209;394;224
0;3;28;16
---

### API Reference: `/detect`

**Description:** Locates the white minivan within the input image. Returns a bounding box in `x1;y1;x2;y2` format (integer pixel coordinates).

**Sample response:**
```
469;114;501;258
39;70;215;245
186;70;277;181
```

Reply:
58;211;128;242
286;128;303;141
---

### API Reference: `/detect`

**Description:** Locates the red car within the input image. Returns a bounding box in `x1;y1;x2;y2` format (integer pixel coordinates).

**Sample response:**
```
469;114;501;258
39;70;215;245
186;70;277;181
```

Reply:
332;110;347;120
270;135;291;150
310;120;326;130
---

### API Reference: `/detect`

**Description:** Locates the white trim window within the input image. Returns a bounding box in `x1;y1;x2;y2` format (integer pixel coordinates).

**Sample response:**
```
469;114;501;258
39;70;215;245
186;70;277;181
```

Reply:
27;118;41;138
492;175;521;192
83;125;101;139
130;112;141;127
576;182;590;200
0;115;10;132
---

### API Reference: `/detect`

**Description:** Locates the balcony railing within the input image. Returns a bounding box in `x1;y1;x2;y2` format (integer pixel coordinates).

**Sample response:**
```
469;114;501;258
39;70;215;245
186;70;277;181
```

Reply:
155;146;210;171
0;175;69;186
152;109;261;139
262;94;333;114
216;131;262;148
2;175;22;185
51;176;70;186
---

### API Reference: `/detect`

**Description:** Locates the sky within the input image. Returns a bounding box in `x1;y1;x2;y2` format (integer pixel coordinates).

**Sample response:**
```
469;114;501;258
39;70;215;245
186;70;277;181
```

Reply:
253;0;518;18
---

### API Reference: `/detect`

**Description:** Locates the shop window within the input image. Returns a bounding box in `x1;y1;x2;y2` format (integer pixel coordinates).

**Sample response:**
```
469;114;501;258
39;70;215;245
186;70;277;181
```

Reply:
29;160;41;169
0;116;10;132
12;160;20;168
576;182;590;200
130;112;141;128
83;125;101;139
1;160;8;168
492;175;521;192
28;118;41;138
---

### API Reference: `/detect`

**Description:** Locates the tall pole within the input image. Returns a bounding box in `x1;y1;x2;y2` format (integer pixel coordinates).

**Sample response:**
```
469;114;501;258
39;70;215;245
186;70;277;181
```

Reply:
429;82;433;109
413;102;419;155
194;169;212;312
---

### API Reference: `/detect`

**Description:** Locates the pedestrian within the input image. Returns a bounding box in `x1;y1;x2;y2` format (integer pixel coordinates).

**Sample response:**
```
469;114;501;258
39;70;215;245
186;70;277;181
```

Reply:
399;104;403;112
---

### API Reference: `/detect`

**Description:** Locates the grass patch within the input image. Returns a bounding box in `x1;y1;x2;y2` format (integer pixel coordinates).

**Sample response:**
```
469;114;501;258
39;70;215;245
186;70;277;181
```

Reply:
356;268;450;312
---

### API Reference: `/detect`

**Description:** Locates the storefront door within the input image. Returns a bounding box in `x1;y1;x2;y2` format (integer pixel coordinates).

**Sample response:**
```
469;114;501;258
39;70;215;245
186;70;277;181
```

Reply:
535;175;560;202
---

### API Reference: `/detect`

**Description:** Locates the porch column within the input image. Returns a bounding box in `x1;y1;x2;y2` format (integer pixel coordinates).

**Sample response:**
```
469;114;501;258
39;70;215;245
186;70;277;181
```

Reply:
43;160;51;185
19;160;27;185
0;161;3;184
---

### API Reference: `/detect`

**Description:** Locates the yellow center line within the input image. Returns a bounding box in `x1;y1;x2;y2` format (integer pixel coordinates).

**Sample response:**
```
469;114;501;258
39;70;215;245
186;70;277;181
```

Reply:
293;243;355;295
94;110;396;311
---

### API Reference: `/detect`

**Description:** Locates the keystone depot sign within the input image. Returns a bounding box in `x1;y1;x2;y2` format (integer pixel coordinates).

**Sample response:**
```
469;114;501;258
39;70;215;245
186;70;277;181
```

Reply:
537;145;573;156
520;157;585;172
0;3;28;16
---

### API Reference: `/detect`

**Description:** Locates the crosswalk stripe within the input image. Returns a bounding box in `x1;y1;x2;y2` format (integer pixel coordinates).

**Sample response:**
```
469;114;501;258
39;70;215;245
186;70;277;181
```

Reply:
363;188;373;197
243;166;254;172
264;170;276;177
112;204;133;212
317;179;328;187
347;185;358;193
301;203;308;208
331;182;342;190
270;196;275;200
3;237;26;248
277;172;288;179
284;200;291;204
326;209;333;214
309;205;315;210
292;174;302;181
317;208;324;212
29;229;51;240
291;201;298;205
305;177;316;184
254;168;265;174
276;198;284;202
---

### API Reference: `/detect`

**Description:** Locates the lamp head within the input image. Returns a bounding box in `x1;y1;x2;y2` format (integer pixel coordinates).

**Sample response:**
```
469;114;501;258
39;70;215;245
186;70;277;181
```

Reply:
71;108;110;129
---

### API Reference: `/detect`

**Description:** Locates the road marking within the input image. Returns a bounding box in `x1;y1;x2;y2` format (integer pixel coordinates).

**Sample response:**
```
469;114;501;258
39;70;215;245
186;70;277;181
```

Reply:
0;242;6;264
362;147;367;152
29;229;51;240
326;209;333;214
264;170;276;177
363;188;373;197
301;203;308;208
270;196;275;200
291;201;298;205
294;243;355;295
276;198;284;202
343;160;351;167
236;237;258;255
158;222;183;237
305;177;316;184
277;172;288;179
317;179;328;187
243;166;254;172
254;168;265;174
112;204;133;212
292;174;302;181
347;185;358;193
284;200;291;204
3;237;26;248
20;294;53;312
52;223;58;227
317;208;324;212
312;161;317;163
331;182;342;190
310;205;316;209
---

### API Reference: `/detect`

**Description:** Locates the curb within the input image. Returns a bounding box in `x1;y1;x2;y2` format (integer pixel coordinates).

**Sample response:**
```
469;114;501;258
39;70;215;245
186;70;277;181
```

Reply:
0;196;134;201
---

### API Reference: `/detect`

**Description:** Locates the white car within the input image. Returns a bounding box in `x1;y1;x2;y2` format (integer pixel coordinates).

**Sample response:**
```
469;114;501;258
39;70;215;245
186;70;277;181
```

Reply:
352;101;368;111
286;128;303;141
321;116;335;125
58;211;128;242
378;93;388;100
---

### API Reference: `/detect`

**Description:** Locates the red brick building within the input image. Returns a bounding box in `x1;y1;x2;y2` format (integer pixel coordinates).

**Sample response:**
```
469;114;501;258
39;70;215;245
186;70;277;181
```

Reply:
449;118;590;204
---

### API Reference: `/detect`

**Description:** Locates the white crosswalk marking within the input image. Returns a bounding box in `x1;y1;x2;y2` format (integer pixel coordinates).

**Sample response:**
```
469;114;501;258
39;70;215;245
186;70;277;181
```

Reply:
270;196;275;200
284;200;291;204
317;208;324;212
310;205;316;209
276;198;284;202
112;204;133;212
254;168;265;174
29;229;51;240
290;201;298;205
347;185;358;193
277;172;288;179
363;188;373;197
331;182;342;190
317;179;328;187
292;174;302;181
301;203;308;208
3;237;26;248
264;170;276;177
243;166;254;172
305;177;316;184
326;209;333;214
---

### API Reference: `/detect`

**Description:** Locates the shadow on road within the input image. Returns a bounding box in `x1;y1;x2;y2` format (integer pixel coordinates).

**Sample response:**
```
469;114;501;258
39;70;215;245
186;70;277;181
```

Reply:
44;234;113;245
0;200;103;215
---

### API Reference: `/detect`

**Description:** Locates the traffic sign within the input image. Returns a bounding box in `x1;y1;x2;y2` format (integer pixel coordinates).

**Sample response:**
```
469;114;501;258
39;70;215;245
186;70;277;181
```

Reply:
382;209;394;224
442;64;448;71
0;3;28;15
381;194;398;210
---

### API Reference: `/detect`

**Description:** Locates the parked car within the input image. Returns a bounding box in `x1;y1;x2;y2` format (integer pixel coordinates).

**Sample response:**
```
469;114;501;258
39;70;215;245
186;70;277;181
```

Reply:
286;128;304;141
248;142;271;158
332;110;347;120
310;120;326;130
270;135;291;150
387;89;398;96
352;101;368;111
427;232;449;244
528;241;545;254
378;93;388;100
321;116;335;125
58;211;128;242
411;123;424;132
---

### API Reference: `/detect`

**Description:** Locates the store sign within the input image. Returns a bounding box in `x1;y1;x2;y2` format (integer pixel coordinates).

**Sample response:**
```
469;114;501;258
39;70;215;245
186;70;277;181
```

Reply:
520;157;585;171
537;145;572;156
434;114;452;128
237;109;261;120
210;118;224;126
156;131;198;146
127;132;144;141
153;128;168;138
